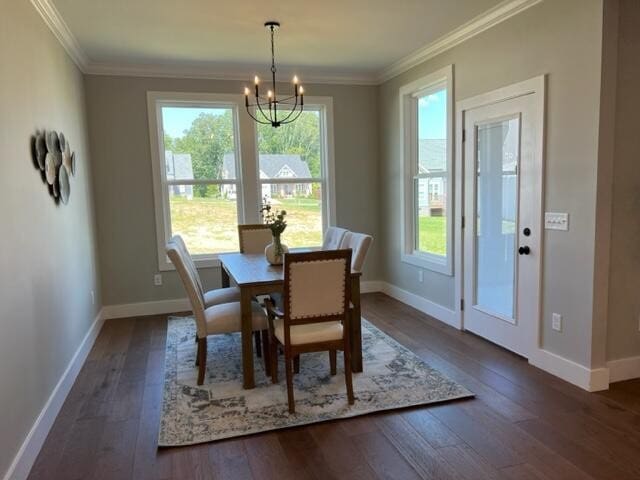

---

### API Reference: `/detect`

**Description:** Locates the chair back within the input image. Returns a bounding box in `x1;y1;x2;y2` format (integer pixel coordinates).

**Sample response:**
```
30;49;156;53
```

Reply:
283;250;352;330
170;234;204;298
322;226;348;250
339;232;373;273
166;241;207;338
238;224;273;254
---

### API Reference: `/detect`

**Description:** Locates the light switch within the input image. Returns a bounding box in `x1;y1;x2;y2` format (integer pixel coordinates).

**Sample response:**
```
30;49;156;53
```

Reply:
545;212;569;231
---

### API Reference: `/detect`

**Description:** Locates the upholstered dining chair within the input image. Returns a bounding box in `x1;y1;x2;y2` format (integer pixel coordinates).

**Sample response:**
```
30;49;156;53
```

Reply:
166;241;270;385
266;249;355;413
238;224;273;254
170;235;241;306
339;231;373;273
322;226;348;250
237;224;275;355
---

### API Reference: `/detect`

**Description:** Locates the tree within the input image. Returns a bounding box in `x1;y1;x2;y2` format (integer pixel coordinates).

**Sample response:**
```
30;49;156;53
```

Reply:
257;111;321;177
170;111;234;197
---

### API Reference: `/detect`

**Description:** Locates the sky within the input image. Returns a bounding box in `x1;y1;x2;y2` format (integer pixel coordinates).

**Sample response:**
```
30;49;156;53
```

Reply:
162;107;226;138
418;88;447;139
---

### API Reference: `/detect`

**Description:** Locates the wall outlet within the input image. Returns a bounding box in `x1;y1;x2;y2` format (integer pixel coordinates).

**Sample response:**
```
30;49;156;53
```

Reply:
154;274;163;286
552;313;562;332
418;270;424;283
90;290;95;305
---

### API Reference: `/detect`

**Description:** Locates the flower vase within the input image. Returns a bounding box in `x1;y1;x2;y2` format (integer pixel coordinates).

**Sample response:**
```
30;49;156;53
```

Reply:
265;235;289;265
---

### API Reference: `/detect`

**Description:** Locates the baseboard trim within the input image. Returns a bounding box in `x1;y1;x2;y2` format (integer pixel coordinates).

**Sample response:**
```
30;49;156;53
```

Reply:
4;308;105;480
378;282;460;329
528;349;610;392
607;356;640;383
103;282;385;320
102;298;190;319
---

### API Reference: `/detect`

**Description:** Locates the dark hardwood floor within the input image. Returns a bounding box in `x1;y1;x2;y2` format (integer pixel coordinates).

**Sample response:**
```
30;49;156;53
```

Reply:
29;293;640;480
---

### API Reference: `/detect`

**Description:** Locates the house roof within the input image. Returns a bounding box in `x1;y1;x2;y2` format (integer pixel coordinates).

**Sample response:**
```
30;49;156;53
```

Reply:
419;139;446;173
223;154;312;179
165;151;194;180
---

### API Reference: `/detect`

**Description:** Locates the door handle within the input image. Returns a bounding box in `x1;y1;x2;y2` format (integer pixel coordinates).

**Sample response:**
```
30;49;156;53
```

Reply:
518;246;530;255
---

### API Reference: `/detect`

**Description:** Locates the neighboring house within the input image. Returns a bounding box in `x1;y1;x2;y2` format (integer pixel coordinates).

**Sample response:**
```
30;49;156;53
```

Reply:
418;139;447;216
221;153;312;200
165;151;194;199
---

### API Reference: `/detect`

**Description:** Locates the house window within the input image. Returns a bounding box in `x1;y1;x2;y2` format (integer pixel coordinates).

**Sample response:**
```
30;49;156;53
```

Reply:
148;92;335;270
400;65;453;274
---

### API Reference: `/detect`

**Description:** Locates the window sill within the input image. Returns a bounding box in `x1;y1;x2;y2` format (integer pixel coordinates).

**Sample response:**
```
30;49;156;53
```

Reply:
401;252;452;276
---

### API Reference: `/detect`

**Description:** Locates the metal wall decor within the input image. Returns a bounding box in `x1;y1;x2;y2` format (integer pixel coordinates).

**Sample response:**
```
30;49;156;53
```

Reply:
31;130;77;205
243;21;304;128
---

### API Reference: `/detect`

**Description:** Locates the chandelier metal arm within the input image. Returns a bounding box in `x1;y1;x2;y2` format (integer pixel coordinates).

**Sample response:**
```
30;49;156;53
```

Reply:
245;106;272;125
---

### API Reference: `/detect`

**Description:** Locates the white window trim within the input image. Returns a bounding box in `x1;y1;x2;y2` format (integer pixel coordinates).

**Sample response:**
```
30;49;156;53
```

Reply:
399;65;454;275
147;91;336;271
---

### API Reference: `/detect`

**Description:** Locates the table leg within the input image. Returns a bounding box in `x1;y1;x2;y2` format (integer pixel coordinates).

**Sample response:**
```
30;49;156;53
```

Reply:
240;288;255;389
350;276;363;373
221;267;230;288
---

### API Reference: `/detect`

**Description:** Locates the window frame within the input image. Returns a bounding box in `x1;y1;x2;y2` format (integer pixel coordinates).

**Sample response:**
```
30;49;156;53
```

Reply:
399;65;454;275
147;91;335;271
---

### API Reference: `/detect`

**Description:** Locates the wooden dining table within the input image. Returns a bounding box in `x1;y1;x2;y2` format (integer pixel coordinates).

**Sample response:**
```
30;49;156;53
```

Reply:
218;252;363;389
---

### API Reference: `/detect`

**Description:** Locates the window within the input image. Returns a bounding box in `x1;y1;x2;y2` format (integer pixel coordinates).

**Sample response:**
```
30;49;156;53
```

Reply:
400;66;453;274
148;92;335;270
257;108;324;248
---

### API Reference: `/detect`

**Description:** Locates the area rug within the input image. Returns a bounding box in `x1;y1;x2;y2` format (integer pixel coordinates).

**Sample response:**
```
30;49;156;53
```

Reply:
158;316;473;447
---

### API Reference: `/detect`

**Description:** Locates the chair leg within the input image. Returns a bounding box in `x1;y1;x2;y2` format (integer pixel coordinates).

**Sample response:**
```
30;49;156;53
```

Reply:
197;337;207;386
293;355;300;374
285;354;295;414
261;330;271;376
269;331;279;384
254;331;262;358
343;347;354;405
329;350;337;375
195;341;200;366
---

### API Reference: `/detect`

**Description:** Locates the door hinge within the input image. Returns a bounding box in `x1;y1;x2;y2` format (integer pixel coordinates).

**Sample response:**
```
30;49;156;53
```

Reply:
460;299;464;311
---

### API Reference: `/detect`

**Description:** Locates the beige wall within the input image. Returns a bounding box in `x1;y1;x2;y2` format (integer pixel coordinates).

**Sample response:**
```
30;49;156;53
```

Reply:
84;76;379;306
0;2;101;477
606;0;640;361
378;0;605;367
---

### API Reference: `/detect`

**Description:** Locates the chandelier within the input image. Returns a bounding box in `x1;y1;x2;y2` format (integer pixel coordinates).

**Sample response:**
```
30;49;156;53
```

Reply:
244;21;304;128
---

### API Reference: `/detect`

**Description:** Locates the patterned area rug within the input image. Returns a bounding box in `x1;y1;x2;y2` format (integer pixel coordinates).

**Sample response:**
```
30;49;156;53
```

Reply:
159;316;473;447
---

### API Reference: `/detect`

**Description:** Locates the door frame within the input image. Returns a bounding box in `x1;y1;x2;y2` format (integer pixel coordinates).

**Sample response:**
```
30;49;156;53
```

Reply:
454;75;546;359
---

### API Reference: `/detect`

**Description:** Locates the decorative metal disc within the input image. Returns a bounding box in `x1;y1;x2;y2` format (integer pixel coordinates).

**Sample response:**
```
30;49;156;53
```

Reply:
35;133;47;170
58;164;70;204
71;152;77;176
45;152;56;185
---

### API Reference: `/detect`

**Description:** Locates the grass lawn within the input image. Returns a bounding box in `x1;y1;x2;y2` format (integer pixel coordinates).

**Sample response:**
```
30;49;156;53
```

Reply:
169;195;322;254
418;216;447;256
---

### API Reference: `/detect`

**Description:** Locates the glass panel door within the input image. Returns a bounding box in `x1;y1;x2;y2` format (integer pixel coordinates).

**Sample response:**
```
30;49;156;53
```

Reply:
474;116;520;321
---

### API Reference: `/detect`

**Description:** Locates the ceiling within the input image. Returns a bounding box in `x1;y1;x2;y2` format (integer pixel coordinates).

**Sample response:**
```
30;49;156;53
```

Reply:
50;0;507;83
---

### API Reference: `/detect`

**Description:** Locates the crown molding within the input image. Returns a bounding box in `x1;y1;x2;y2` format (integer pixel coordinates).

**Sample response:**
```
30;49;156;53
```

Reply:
30;0;541;86
84;62;379;86
30;0;88;70
375;0;543;84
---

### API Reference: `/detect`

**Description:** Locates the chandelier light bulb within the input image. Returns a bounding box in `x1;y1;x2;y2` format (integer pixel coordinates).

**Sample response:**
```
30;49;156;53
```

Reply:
299;86;304;95
293;75;299;84
254;76;260;85
267;90;273;98
244;87;250;96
